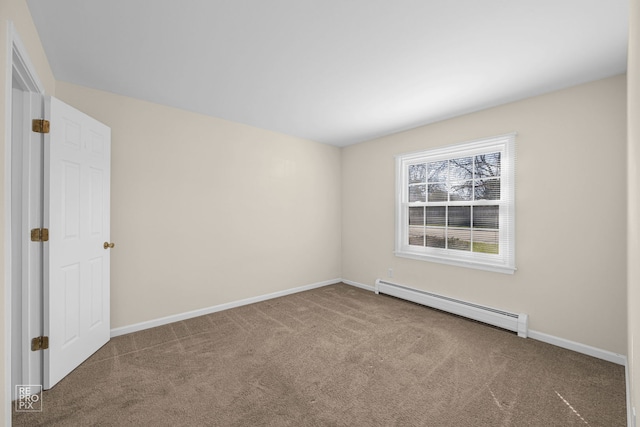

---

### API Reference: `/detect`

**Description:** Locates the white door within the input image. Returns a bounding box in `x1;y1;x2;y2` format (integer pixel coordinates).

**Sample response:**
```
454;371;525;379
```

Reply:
43;96;112;389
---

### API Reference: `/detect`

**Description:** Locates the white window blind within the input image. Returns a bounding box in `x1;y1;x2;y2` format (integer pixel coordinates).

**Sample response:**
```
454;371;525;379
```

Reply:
395;133;516;274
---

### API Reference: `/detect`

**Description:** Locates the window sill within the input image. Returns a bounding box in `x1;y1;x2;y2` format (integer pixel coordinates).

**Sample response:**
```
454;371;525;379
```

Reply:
394;250;516;275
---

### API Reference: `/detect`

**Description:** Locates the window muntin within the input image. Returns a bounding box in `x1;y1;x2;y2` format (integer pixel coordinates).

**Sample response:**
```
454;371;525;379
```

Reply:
395;134;515;274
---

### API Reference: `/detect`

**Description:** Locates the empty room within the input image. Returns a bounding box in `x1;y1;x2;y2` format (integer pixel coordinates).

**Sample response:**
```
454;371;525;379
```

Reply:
2;0;639;426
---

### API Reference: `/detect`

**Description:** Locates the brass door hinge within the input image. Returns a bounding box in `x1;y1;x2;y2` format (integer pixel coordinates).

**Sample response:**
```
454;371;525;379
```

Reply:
30;228;49;242
31;336;49;351
32;119;50;134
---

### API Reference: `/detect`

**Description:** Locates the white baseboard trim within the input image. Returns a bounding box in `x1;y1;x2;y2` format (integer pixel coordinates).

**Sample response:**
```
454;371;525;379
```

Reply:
527;330;627;366
341;279;627;366
110;278;342;337
627;360;634;427
341;279;375;292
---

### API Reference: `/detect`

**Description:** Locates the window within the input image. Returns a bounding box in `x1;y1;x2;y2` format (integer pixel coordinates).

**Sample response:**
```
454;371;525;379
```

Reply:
395;133;516;274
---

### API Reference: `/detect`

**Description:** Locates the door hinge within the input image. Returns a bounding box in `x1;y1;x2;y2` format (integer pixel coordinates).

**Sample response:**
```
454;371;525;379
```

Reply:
30;228;49;242
31;336;49;351
32;119;50;134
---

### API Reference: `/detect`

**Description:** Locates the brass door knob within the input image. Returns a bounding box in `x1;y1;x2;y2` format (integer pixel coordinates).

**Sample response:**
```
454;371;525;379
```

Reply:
103;242;115;249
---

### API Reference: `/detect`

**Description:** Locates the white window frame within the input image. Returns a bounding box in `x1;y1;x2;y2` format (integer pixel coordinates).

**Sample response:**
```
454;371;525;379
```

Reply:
395;133;516;274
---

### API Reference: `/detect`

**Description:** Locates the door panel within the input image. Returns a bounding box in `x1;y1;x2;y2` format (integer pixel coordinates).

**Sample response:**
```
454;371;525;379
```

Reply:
44;96;111;389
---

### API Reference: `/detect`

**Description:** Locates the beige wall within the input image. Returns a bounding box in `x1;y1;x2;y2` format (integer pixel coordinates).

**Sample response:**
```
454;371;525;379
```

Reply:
55;82;342;329
0;0;56;423
342;75;628;355
628;0;639;420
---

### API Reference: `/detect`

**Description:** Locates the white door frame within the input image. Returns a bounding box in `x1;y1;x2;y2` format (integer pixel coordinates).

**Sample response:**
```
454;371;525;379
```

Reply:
4;21;45;426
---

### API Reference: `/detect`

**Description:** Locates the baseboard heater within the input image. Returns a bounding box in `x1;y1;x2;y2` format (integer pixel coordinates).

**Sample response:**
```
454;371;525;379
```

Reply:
375;279;528;338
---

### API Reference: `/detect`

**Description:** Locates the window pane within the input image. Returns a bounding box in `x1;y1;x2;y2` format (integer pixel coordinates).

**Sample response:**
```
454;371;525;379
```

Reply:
449;181;473;201
409;207;424;226
426;227;445;248
409;163;426;184
426;206;446;226
448;206;471;228
475;152;501;178
449;157;473;181
409;226;425;246
409;184;426;202
473;206;499;229
475;178;500;200
473;206;499;254
427;160;447;183
448;228;471;251
428;183;448;201
473;230;499;254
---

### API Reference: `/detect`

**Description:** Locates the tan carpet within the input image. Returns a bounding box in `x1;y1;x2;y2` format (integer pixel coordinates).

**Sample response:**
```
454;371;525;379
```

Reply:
13;283;626;426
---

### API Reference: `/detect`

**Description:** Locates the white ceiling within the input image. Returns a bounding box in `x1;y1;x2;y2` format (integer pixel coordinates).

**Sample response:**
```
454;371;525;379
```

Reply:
27;0;628;146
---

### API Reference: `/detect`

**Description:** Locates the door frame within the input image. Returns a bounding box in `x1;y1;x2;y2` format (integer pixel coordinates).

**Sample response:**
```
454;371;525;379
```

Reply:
4;21;45;425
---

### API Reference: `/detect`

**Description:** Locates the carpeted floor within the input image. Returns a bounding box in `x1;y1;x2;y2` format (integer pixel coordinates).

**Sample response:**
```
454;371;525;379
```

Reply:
13;283;626;426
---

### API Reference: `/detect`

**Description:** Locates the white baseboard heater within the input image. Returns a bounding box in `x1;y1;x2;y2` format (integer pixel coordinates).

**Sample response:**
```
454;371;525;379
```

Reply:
375;279;528;338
